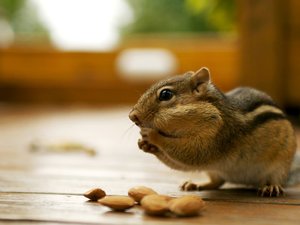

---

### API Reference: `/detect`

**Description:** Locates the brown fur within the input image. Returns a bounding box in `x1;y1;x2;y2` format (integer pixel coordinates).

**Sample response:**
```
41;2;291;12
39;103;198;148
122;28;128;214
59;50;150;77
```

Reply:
129;68;297;197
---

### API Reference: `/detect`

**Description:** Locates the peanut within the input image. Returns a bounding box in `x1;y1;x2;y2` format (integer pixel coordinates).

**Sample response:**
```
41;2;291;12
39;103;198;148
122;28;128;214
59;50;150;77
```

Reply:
140;194;173;216
168;195;205;217
98;196;135;211
128;186;158;203
83;188;106;201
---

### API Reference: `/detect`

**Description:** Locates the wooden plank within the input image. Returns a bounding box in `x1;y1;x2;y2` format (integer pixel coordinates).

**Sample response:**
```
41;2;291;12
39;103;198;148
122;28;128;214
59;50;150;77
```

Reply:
238;0;287;104
0;168;299;205
286;0;300;105
0;193;299;225
0;48;237;90
238;0;300;107
0;51;119;85
0;37;238;103
0;107;300;225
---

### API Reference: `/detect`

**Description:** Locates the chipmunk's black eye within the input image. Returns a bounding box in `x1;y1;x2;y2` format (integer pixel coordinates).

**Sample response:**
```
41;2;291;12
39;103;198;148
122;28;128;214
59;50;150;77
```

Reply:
158;89;174;101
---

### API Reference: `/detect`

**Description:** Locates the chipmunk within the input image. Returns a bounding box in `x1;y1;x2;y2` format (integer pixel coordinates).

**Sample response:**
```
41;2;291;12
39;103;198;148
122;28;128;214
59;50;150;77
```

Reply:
129;67;298;197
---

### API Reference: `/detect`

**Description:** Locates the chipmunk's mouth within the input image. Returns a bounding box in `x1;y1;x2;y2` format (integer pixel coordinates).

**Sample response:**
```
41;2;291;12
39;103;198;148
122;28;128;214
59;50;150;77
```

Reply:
138;121;178;138
158;129;178;138
139;125;177;138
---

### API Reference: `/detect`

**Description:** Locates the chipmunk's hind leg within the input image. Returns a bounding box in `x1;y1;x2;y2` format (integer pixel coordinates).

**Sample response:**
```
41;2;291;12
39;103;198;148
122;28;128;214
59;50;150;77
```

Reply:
180;172;225;191
258;184;284;197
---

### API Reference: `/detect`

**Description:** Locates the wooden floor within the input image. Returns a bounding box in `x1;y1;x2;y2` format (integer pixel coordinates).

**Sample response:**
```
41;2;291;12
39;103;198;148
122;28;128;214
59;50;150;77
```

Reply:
0;105;299;225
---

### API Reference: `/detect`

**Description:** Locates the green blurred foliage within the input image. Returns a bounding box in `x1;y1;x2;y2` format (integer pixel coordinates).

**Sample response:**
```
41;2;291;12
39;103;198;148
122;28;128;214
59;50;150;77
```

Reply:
0;0;25;20
122;0;236;35
0;0;49;39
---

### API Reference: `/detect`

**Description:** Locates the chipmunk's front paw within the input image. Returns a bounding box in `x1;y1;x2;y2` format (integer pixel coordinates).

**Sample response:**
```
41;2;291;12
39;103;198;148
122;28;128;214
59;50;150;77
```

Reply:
140;127;159;143
138;139;159;154
258;185;284;197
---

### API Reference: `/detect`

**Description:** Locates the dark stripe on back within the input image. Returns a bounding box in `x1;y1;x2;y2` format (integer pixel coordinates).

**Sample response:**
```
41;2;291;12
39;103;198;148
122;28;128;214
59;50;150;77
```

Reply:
248;112;286;132
244;100;278;113
225;87;280;113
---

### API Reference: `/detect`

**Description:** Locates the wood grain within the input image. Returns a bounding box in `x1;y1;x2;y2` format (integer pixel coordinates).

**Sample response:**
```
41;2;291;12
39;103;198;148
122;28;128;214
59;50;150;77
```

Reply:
0;106;299;224
0;193;299;225
238;0;300;107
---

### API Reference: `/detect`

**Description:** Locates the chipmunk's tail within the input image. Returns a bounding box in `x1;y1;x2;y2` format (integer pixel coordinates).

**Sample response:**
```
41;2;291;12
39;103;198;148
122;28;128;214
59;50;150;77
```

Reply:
287;151;300;186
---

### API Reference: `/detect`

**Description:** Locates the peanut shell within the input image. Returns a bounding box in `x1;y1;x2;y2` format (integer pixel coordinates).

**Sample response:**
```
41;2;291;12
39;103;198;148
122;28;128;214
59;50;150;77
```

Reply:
128;186;158;203
98;195;135;211
168;195;205;217
83;188;106;201
140;194;172;216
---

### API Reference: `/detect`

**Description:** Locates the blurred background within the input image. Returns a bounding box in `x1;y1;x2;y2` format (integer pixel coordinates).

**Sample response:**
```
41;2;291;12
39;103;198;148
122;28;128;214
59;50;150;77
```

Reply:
0;0;299;120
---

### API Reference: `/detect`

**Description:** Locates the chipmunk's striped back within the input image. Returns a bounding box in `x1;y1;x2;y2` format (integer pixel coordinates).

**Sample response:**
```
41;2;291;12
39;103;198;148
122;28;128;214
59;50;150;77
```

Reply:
226;87;286;131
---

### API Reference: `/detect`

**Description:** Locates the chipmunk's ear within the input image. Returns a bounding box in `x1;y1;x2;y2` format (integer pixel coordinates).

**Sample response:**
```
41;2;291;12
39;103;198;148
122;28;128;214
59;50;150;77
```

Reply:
190;67;211;92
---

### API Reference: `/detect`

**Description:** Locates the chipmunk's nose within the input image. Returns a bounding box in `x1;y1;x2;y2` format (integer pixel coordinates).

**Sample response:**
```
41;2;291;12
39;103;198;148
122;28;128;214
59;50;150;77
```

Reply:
129;110;141;126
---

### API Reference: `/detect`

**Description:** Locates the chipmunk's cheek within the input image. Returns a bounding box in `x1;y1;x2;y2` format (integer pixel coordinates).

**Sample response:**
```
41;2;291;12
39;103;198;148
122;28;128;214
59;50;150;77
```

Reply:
152;116;183;138
155;122;182;138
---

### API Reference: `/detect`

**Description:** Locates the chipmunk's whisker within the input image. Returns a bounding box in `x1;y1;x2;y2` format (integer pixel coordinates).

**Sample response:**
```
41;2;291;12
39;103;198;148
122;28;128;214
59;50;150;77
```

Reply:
121;124;136;140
